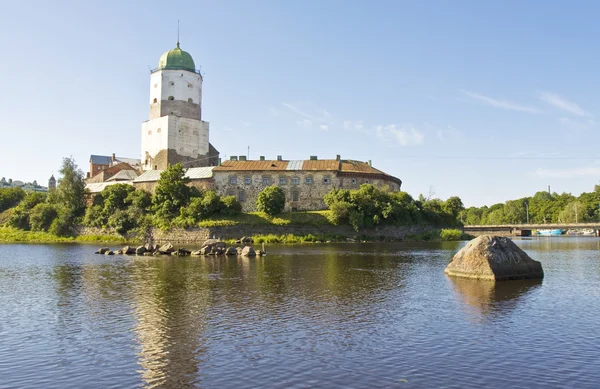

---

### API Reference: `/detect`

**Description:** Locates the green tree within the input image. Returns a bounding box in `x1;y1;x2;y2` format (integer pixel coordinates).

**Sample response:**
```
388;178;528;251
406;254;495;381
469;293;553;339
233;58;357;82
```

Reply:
7;192;48;230
0;188;25;212
443;196;464;218
256;186;286;216
29;203;59;231
56;157;87;216
152;163;194;220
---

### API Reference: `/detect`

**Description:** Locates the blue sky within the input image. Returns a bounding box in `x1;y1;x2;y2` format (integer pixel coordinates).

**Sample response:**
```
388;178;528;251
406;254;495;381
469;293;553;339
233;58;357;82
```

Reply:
2;0;600;206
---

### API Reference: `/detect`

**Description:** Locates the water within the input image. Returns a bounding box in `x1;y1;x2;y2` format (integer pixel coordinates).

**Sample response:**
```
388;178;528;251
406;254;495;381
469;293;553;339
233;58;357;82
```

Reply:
1;238;600;388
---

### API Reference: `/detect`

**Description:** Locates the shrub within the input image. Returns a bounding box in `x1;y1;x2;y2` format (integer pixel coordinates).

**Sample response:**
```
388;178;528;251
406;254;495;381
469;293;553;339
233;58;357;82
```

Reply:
0;187;26;212
49;208;76;237
256;186;285;216
29;203;59;232
440;229;463;241
220;195;242;215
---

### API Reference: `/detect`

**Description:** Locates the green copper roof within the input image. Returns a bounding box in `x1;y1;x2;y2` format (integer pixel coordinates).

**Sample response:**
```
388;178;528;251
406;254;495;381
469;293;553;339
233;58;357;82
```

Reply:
158;42;196;72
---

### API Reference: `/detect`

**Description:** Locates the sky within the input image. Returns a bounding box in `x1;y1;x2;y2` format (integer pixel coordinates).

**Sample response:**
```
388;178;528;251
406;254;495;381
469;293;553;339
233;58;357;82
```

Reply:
2;0;600;207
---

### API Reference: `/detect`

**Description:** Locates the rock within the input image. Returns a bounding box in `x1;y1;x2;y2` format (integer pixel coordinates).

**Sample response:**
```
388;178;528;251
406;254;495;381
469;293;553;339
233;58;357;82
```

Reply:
236;247;243;255
119;246;135;255
241;246;256;257
136;246;146;255
257;250;266;256
105;250;114;255
225;247;237;255
158;243;174;254
144;243;154;253
143;252;154;256
213;246;225;255
444;235;544;281
191;250;202;256
176;248;191;256
241;236;254;245
95;247;109;254
200;246;212;255
202;239;226;249
235;239;241;244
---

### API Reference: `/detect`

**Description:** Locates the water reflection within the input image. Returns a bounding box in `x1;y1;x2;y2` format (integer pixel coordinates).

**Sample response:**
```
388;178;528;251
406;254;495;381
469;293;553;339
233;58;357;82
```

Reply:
447;276;542;318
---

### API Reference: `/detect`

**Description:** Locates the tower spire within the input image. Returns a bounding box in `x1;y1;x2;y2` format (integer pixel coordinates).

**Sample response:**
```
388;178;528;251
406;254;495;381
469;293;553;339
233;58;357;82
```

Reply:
177;20;180;48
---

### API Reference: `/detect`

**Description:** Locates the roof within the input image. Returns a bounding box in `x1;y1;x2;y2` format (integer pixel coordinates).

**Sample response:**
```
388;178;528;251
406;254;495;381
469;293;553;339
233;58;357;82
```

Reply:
133;166;214;183
116;157;141;166
158;43;195;72
86;181;133;194
213;159;401;184
106;170;138;182
90;155;112;165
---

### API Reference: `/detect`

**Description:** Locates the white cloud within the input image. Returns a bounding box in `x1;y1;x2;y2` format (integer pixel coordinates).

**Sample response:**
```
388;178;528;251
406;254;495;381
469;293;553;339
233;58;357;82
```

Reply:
343;120;365;132
558;117;594;131
459;89;542;114
535;166;600;178
319;125;329;131
375;124;424;146
539;92;591;117
297;119;312;128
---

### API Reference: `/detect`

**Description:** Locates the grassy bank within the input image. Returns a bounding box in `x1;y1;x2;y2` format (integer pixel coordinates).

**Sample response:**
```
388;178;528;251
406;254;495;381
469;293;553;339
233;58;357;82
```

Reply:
197;211;333;227
0;227;126;244
407;229;473;241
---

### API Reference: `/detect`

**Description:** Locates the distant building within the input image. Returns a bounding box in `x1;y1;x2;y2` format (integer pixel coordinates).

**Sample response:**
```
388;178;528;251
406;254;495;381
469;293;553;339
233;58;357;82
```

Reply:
88;154;141;180
48;175;56;190
0;177;49;192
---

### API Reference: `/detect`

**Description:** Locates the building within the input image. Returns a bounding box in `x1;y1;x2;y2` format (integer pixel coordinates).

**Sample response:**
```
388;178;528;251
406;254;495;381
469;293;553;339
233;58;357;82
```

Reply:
48;175;56;190
88;154;141;180
212;155;402;212
141;41;219;171
84;41;402;211
1;177;49;192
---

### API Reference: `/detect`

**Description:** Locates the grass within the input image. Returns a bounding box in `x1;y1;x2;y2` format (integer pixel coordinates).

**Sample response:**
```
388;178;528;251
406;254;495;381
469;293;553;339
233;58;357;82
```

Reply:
407;229;473;242
198;211;333;228
0;227;126;244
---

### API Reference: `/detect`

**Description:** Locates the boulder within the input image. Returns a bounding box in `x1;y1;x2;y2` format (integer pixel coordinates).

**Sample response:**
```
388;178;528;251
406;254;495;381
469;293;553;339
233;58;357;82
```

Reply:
143;252;154;256
202;239;226;249
95;247;109;254
119;246;135;255
105;250;115;255
200;246;212;255
144;243;155;253
225;247;237;256
191;250;202;256
158;243;174;254
135;246;146;255
444;235;544;281
241;236;254;245
241;246;256;257
213;246;225;255
236;247;243;255
176;248;191;256
257;250;266;256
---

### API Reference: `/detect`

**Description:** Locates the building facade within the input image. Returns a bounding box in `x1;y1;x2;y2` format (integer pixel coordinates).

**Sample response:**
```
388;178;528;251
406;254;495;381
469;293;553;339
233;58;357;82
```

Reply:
212;156;402;212
141;41;219;171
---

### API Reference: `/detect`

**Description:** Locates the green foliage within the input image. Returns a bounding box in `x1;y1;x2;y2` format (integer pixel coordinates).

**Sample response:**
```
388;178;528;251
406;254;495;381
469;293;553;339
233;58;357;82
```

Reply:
256;186;286;216
324;184;461;231
0;227;124;243
0;188;25;212
107;209;137;234
152;163;193;220
126;189;151;211
220;195;242;215
29;203;59;232
440;229;463;241
7;192;48;230
56;156;87;216
49;208;76;237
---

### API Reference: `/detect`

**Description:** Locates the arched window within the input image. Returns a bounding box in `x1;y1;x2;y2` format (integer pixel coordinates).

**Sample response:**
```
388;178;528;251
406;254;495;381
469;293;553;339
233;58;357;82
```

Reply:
168;96;174;101
188;98;193;103
153;98;157;103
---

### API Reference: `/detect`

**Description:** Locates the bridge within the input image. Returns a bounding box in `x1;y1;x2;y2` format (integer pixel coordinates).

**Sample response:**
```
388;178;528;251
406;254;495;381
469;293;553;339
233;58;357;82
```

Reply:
464;223;600;236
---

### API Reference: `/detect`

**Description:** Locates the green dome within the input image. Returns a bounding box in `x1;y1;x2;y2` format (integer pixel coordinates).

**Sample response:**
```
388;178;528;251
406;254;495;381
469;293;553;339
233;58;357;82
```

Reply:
158;43;196;72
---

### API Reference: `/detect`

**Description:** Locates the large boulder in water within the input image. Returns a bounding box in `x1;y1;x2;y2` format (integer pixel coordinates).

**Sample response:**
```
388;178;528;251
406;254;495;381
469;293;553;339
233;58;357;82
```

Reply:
445;235;543;281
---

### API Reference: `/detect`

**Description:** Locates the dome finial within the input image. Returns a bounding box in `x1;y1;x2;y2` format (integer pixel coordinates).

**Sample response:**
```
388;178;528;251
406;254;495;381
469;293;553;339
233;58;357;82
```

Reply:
176;20;180;48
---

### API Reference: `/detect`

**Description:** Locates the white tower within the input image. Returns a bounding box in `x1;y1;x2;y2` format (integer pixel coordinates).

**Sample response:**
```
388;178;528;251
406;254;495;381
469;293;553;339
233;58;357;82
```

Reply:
141;41;218;170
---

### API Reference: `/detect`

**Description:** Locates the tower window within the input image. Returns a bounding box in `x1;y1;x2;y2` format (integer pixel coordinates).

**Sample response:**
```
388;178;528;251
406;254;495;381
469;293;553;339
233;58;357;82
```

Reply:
168;96;174;101
153;98;157;103
148;131;152;135
157;128;161;133
188;98;193;103
154;84;158;88
169;81;174;86
188;84;193;88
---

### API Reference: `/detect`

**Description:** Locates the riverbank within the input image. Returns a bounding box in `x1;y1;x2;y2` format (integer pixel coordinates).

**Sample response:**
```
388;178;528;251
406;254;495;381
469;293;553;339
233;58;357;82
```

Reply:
0;224;467;244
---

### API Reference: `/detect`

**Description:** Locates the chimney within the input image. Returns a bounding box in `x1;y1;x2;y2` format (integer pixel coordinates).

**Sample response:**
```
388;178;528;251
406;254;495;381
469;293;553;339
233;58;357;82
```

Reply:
368;160;372;166
336;154;341;161
218;158;222;166
260;156;265;161
112;153;116;163
230;156;238;161
310;156;318;160
277;155;282;161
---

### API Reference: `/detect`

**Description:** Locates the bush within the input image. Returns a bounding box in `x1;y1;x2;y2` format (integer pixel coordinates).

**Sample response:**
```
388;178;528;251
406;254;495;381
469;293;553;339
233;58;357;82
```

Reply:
7;192;48;230
0;188;25;212
220;195;242;216
440;229;463;241
107;209;138;234
256;186;285;216
29;203;59;232
49;208;76;237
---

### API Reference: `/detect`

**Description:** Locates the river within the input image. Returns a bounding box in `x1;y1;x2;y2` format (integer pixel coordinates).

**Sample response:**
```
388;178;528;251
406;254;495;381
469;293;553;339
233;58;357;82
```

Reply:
1;238;599;388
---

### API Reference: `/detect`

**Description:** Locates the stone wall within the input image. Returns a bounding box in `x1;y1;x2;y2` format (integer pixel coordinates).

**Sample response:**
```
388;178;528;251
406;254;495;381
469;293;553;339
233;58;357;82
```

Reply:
133;178;214;194
212;171;401;212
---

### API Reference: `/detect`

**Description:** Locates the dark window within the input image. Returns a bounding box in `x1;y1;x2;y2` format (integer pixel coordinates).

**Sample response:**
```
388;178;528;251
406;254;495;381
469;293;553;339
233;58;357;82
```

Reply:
153;98;157;103
279;177;287;185
239;191;246;202
229;176;237;185
228;190;235;196
292;176;299;185
305;177;313;184
323;176;331;184
244;176;252;185
188;98;193;103
292;191;299;201
263;176;270;185
351;178;357;185
168;96;174;101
